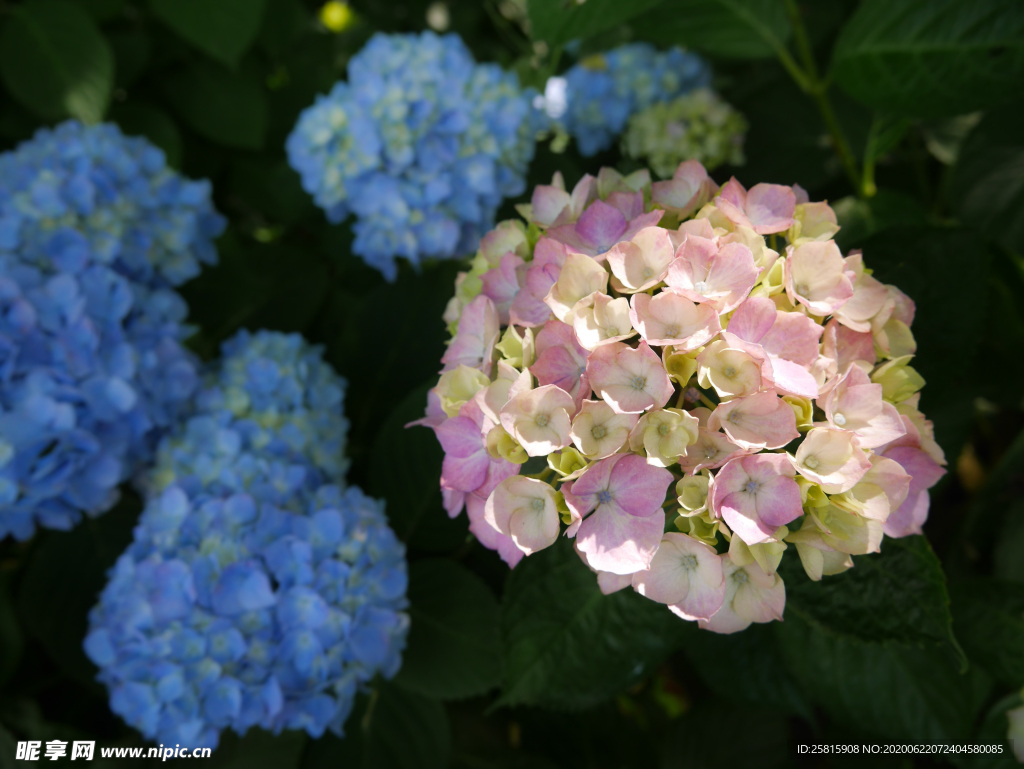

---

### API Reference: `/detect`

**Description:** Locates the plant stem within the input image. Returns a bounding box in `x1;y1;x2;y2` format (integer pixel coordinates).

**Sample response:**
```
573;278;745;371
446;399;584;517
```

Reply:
780;0;863;196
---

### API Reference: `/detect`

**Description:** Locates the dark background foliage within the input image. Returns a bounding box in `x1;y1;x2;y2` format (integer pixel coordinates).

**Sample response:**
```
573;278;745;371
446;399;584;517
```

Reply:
1;0;1024;766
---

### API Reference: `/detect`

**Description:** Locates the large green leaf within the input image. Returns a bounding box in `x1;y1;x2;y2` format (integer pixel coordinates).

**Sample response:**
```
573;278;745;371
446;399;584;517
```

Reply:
953;102;1024;256
206;729;305;769
393;559;501;700
162;62;268;150
660;701;791;769
776;615;989;744
110;103;182;169
0;0;113;123
361;683;450;769
860;226;991;458
831;0;1024;117
951;578;1024;687
632;0;790;60
368;383;468;553
780;535;959;653
0;573;23;688
17;497;139;687
528;0;664;47
679;623;813;720
150;0;268;67
498;539;682;710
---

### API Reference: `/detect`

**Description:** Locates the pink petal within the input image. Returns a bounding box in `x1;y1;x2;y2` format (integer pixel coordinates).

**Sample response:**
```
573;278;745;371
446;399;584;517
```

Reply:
760;311;822;368
727;297;776;344
480;253;525;325
574;199;627;253
607;454;674;517
882;491;930;538
744;183;796;234
467;492;525;568
530;185;571;226
576;503;666;575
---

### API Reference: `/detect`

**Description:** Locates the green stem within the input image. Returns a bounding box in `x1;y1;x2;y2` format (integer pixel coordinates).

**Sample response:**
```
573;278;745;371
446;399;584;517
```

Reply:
696;390;717;411
780;0;863;196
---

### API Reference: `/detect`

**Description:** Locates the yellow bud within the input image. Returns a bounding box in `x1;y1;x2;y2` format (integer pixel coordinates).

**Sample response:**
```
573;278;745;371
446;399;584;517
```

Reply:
871;355;925;403
676;510;720;547
486;425;528;464
320;1;355;32
782;395;814;430
547;447;588;478
796;477;829;508
676;471;710;514
664;346;699;384
436;365;490;418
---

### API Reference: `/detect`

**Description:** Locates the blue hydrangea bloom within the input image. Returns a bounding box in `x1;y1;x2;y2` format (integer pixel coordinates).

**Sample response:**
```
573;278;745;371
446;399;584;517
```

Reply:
86;330;408;749
0;121;225;540
286;31;546;281
556;44;711;157
143;329;351;495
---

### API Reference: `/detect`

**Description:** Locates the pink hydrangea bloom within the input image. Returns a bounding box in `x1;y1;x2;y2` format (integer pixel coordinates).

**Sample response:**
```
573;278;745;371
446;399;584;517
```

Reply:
587;341;674;414
710;454;803;545
632;533;725;620
629;291;721;350
484;476;561;555
499;384;575;456
531;318;591;411
564;454;673;574
699;556;786;634
421;157;940;635
792;427;871;493
876;417;947;537
651;160;718;218
708;390;799;450
784;241;854;316
605;226;675;293
664;235;759;313
713;178;796;235
441;294;499;372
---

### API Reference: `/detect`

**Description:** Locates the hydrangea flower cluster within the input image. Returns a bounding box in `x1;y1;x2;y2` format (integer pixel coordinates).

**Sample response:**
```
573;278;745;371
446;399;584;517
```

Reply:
85;330;409;748
286;31;546;280
552;44;710;157
0;121;225;540
419;159;946;634
621;89;748;178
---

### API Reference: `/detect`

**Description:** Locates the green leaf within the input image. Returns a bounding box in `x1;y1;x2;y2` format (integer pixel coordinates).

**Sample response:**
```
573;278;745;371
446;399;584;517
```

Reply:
74;0;126;22
110;103;182;168
150;0;268;67
951;578;1024;687
108;29;151;89
958;693;1022;769
776;614;989;743
17;496;139;687
859;226;991;458
0;0;113;123
163;61;268;150
633;0;790;59
994;500;1024;583
362;683;450;769
498;539;682;710
0;573;24;688
779;535;960;653
831;0;1024;117
660;701;792;769
528;0;664;47
393;559;501;700
206;729;305;769
953;102;1024;256
368;383;467;553
832;189;927;252
678;623;813;720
